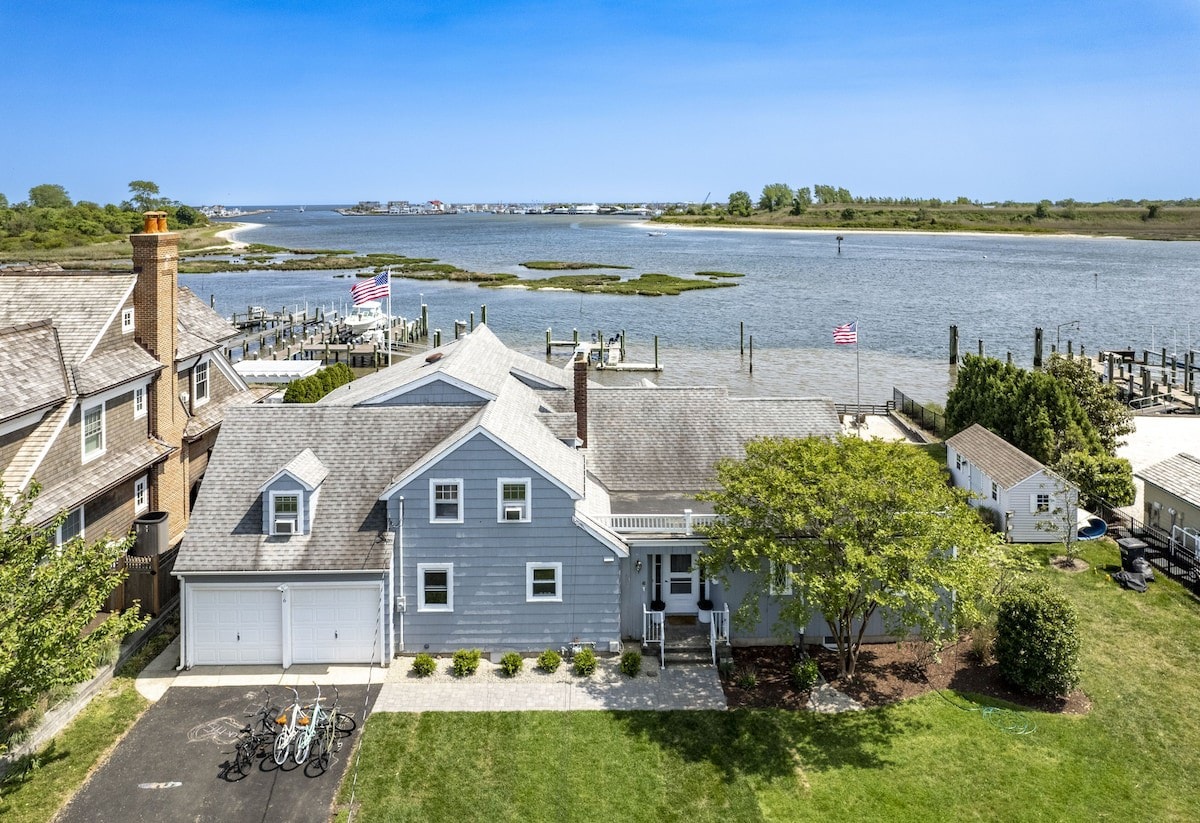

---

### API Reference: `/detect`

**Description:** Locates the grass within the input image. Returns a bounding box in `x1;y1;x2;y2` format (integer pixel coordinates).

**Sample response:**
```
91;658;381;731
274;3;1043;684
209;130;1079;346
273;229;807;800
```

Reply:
335;540;1200;821
484;272;738;296
520;260;633;270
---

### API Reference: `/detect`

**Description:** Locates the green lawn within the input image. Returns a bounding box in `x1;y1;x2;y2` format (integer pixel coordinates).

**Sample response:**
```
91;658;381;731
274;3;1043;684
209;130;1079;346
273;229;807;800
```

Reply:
336;540;1200;822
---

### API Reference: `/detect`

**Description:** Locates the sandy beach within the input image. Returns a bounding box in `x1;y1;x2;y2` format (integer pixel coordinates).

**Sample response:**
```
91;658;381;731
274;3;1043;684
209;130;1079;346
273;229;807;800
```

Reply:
212;221;263;248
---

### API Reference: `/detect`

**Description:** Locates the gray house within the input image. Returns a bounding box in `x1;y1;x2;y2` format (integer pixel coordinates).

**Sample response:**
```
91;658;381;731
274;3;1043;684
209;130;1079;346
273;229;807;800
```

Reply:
175;325;849;668
945;423;1079;543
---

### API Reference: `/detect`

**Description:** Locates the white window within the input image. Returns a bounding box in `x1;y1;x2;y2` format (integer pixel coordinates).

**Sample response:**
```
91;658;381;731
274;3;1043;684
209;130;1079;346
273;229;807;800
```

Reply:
134;476;149;514
526;562;562;602
82;402;105;460
991;481;999;502
193;360;210;407
57;506;84;546
418;563;454;611
769;560;793;595
498;478;531;522
133;386;146;419
271;492;300;535
955;453;962;471
430;479;463;523
121;306;135;333
1034;493;1051;514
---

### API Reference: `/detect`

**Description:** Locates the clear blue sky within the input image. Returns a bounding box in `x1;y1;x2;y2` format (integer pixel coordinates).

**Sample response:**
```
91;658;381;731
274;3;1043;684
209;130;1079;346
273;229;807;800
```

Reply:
2;1;1197;205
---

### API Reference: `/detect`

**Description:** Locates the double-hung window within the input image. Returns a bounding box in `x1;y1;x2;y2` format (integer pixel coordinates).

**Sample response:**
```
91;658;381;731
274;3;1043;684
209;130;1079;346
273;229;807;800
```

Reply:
57;506;84;547
498;478;531;522
526;562;562;602
418;563;454;611
430;479;463;523
133;386;146;419
134;476;149;514
991;481;999;502
193;360;210;407
82;402;105;461
271;492;300;535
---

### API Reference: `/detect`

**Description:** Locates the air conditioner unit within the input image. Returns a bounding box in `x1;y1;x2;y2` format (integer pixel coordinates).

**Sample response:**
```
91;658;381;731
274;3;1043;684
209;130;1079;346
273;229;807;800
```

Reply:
274;518;297;535
503;506;524;521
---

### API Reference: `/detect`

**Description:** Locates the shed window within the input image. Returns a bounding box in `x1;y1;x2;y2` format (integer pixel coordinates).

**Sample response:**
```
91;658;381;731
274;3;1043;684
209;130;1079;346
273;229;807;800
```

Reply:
991;481;999;501
1034;493;1051;514
769;560;793;595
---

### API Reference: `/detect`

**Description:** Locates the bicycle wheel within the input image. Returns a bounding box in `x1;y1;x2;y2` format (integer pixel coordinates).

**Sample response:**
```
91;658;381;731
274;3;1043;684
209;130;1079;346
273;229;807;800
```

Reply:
235;740;254;775
334;711;356;735
312;734;330;773
294;731;312;765
272;731;291;765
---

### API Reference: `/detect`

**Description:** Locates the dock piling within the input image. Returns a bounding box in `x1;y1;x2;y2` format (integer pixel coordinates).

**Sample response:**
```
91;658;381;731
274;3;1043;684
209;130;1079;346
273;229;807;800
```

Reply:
1034;328;1044;368
949;325;958;364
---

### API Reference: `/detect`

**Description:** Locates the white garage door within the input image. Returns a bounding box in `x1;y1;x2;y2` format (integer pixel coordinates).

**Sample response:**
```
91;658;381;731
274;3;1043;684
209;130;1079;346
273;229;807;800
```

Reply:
190;587;283;665
290;586;381;664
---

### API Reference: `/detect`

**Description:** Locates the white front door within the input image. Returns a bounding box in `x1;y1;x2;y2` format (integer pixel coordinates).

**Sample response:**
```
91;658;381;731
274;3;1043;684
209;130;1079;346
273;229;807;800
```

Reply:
664;552;699;614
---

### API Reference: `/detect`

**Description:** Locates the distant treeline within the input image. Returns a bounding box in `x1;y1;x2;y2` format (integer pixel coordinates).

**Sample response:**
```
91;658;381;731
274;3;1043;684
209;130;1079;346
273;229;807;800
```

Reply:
0;181;208;252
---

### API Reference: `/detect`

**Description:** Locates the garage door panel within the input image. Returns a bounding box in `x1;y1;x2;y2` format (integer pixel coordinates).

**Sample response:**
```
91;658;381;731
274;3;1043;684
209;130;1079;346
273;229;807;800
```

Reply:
291;586;380;664
190;587;283;666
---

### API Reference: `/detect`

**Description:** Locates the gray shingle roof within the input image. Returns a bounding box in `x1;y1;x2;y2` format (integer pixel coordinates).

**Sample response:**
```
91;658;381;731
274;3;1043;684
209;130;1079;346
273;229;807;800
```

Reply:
265;448;329;491
0;321;68;423
27;439;172;526
0;271;136;368
1136;453;1200;509
584;387;841;493
72;342;163;396
176;404;481;573
176;287;238;360
945;424;1046;488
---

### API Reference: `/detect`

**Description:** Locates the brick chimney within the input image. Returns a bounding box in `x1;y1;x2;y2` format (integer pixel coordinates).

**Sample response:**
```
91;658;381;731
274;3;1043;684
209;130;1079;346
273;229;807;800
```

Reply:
130;212;188;540
573;354;588;448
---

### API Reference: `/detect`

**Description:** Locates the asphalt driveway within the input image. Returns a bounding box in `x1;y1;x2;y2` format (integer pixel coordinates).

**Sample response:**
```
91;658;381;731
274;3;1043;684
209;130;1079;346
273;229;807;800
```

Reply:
57;684;377;823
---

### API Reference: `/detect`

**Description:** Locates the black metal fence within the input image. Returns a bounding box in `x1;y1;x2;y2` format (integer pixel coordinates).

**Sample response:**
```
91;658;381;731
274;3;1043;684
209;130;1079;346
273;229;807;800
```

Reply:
892;388;946;435
1094;500;1200;593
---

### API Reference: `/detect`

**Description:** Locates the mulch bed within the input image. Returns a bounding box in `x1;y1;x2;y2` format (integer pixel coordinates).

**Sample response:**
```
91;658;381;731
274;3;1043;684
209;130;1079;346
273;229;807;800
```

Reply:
719;637;1091;715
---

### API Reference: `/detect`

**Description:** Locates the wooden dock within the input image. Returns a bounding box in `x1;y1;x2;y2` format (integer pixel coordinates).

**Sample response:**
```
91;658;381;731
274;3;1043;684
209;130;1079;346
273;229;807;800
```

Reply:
544;327;662;372
1091;349;1200;413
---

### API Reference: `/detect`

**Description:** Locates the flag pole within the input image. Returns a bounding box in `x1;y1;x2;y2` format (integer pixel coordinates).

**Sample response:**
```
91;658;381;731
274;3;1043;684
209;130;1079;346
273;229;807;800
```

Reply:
855;319;861;438
386;270;393;367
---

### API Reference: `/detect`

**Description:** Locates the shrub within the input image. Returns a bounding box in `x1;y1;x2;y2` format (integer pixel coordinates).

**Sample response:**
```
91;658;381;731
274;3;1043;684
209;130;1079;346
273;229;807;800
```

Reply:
790;658;820;691
537;649;561;673
451;648;482;677
717;657;734;678
735;664;758;690
411;653;437;677
995;581;1080;697
619;650;642;678
968;622;997;664
500;652;523;677
573;647;597;676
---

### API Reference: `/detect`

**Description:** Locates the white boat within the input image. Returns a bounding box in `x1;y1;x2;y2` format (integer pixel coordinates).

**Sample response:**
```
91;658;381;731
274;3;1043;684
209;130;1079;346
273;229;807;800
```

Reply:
343;301;388;334
647;231;666;237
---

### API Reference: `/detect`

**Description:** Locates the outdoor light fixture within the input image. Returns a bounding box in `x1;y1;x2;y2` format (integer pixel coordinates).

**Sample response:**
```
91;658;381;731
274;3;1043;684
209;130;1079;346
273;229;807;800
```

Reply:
635;559;643;573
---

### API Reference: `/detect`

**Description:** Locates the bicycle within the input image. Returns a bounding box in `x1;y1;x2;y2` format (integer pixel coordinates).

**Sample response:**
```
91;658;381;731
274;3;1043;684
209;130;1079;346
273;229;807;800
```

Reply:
309;687;354;774
293;684;327;765
272;686;307;766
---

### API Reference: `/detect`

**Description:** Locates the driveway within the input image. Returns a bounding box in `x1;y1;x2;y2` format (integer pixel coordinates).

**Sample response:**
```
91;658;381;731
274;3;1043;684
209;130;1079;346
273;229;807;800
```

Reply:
57;684;377;823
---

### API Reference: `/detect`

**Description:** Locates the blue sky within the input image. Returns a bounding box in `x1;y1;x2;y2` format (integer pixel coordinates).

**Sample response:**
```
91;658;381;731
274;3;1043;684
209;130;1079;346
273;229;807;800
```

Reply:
2;1;1197;205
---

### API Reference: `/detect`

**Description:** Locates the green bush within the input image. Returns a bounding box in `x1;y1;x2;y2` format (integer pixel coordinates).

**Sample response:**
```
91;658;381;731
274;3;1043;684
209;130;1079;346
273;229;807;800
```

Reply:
995;581;1081;697
735;664;758;689
717;657;734;678
451;648;482;677
500;652;523;677
573;648;597;676
536;649;561;673
283;362;355;403
411;653;437;677
619;650;642;678
790;658;820;691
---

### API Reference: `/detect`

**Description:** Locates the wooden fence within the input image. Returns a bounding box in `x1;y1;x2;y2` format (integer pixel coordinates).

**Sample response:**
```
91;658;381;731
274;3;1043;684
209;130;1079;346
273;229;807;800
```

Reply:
104;546;180;616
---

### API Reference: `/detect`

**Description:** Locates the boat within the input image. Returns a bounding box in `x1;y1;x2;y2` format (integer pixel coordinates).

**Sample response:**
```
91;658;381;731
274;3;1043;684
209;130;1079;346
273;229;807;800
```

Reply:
343;301;388;334
647;231;666;237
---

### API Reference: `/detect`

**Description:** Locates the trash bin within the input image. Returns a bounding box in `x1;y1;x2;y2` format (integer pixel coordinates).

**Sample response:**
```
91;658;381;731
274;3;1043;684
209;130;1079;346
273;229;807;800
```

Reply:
132;511;169;556
1116;537;1148;572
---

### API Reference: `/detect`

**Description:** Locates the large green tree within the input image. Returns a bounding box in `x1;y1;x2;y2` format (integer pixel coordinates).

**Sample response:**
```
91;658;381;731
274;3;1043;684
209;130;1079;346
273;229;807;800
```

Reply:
1045;353;1134;453
28;183;72;209
789;186;812;215
0;484;145;722
699;436;1003;680
758;183;793;213
727;190;752;217
127;179;163;212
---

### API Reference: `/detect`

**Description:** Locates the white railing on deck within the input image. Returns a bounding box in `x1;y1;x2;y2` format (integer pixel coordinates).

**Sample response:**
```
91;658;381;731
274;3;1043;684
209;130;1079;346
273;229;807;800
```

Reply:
710;604;730;666
643;606;665;669
594;509;719;536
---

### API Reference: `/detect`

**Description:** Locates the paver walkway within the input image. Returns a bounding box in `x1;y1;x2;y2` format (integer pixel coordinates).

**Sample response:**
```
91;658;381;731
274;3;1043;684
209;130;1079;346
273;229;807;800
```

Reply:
373;658;727;712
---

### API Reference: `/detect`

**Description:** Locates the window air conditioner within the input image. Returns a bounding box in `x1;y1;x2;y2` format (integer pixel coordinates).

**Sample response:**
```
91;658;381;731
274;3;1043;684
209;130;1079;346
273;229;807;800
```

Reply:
274;518;297;535
503;505;524;521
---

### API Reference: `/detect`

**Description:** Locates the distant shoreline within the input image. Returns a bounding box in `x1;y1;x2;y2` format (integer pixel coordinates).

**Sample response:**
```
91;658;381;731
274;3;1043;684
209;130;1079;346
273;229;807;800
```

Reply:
635;221;1118;241
213;222;263;247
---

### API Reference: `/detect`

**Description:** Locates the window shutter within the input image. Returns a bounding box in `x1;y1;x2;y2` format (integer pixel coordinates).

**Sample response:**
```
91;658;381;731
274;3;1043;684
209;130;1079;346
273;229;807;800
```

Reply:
1029;495;1037;514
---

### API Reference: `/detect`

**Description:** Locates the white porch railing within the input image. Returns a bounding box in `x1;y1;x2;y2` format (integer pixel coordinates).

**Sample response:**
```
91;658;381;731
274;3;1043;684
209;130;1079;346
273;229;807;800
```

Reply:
643;606;665;668
594;509;719;536
1172;525;1200;561
710;604;730;666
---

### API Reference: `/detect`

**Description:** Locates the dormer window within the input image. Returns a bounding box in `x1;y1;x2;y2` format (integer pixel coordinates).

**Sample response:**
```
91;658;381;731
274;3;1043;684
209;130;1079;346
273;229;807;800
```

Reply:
498;478;531;522
271;492;300;536
121;306;135;334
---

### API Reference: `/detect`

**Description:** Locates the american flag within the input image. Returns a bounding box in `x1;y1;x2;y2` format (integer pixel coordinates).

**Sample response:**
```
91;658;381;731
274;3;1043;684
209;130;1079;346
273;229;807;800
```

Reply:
350;271;390;305
833;321;858;344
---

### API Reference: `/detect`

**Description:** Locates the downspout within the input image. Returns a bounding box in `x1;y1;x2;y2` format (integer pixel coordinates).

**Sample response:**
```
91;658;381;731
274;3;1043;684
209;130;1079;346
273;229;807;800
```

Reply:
175;574;187;670
395;497;404;654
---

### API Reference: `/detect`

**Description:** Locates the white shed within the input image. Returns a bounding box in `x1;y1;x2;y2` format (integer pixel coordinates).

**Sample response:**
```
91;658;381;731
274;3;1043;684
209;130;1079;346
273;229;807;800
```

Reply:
945;424;1078;543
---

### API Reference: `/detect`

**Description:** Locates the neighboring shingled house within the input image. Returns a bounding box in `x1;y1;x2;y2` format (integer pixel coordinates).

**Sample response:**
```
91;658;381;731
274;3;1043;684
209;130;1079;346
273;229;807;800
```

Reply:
946;423;1079;543
174;324;849;668
0;215;265;607
1135;453;1200;556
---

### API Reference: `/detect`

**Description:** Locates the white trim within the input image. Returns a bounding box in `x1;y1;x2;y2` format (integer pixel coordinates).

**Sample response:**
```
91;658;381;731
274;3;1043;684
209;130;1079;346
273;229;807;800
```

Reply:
133;385;147;419
81;401;106;462
207;345;250;392
497;477;532;522
429;478;463;523
134;475;149;514
257;466;321;494
769;560;794;596
269;489;303;536
121;306;135;334
571;512;630;557
417;562;454;612
56;505;85;546
193;358;211;408
508;367;568;390
0;407;51;438
526;562;563;602
361;371;497;406
79;279;136;364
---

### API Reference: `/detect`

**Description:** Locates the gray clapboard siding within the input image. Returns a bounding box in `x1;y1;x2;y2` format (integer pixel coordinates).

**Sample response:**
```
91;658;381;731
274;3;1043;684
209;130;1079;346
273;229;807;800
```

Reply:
374;379;487;406
392;432;619;652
